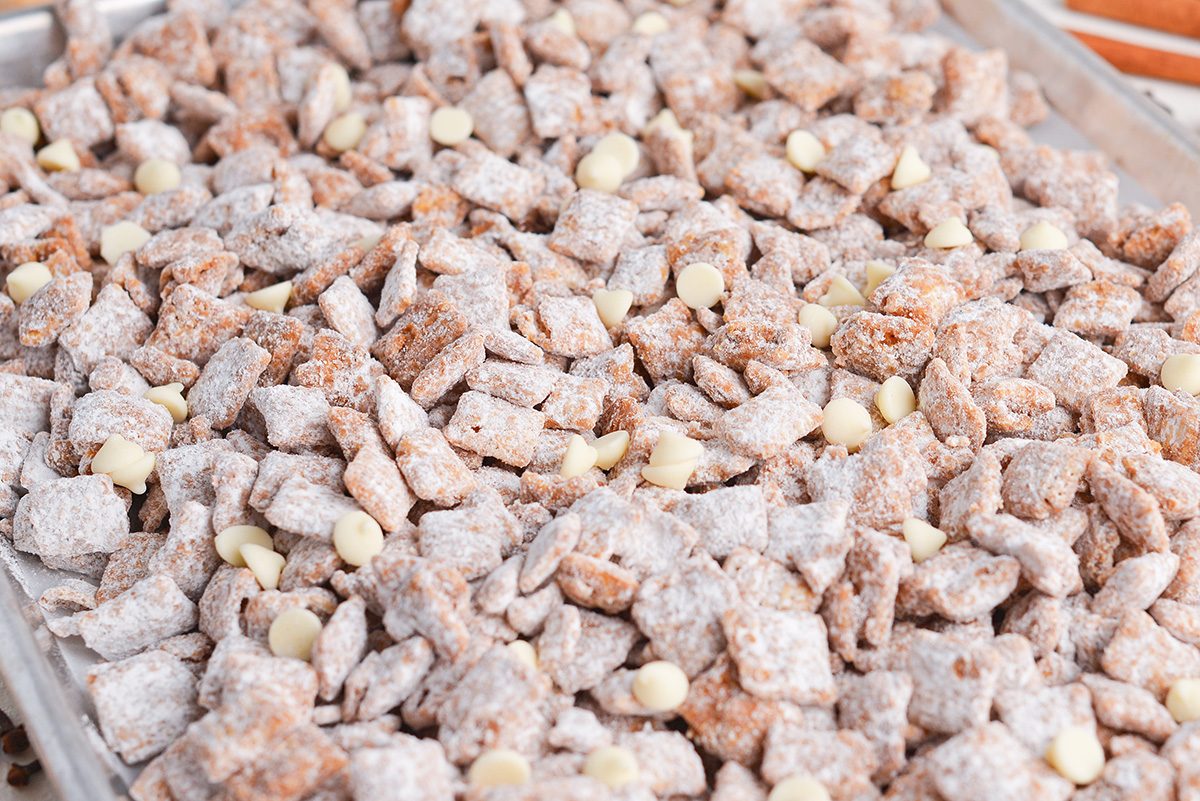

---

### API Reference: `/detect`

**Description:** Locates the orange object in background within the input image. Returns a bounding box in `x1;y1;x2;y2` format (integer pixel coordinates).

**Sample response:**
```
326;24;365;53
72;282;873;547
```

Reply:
1070;28;1200;86
1066;0;1200;38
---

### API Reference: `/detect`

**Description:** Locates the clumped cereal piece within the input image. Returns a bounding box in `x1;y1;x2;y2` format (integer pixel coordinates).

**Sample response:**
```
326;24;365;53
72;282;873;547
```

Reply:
831;311;935;383
723;604;835;704
715;386;823;460
548;190;638;264
1101;610;1200;699
443;391;546;468
1001;441;1091;520
87;650;202;764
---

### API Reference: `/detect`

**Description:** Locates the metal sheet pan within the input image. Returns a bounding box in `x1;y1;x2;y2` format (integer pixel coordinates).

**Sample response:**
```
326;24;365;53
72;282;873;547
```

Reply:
2;1;1200;800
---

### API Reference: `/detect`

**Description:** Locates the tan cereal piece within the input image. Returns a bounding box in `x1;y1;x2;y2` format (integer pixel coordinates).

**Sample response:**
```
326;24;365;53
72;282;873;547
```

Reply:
715;386;823;460
1000;441;1091;520
556;553;640;614
626;298;709;382
76;574;199;661
723;604;835;704
967;513;1082;598
678;653;803;766
443;390;546;468
918;357;986;450
452;149;546;222
1123;452;1200;520
1087;458;1170;553
371;289;468;391
343;444;414;533
897;543;1020;621
86;650;203;764
831;311;935;383
185;337;271;430
409;331;486;410
547;190;638;264
1101;609;1200;699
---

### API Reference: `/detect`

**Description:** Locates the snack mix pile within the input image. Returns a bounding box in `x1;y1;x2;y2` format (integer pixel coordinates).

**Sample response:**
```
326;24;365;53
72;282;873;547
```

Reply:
5;0;1200;797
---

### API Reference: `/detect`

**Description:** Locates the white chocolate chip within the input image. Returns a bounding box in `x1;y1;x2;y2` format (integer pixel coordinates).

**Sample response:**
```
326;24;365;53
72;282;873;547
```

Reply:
821;397;872;452
245;281;293;314
36;139;80;172
923;218;973;249
560;434;599;479
329;63;353;113
649;430;704;467
91;434;145;475
875;376;916;424
6;261;52;304
100;221;151;266
333;510;384;567
797;303;837;349
143;383;188;423
593;288;633;329
429;106;474;147
1162;353;1200;395
1;107;40;146
1045;726;1105;785
1167;678;1200;723
240;542;286;590
733;69;767;100
592;430;630;470
267;608;323;661
134;158;182;195
356;232;383;251
767;776;831;801
864;260;896;297
631;10;669;35
214;525;275;567
546;8;576;36
631;660;689;711
323;112;367;153
1019;220;1069;251
902;518;947;563
817;274;866;308
506;640;538;669
890;145;931;190
575;151;624;193
468;749;531;788
583;746;639;789
785;130;825;172
645;108;685;137
676;262;724;309
641;459;697;491
107;452;155;495
593;132;640;177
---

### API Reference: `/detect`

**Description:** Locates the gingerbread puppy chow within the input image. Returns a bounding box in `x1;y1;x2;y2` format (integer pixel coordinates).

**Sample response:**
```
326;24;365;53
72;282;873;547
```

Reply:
4;0;1200;797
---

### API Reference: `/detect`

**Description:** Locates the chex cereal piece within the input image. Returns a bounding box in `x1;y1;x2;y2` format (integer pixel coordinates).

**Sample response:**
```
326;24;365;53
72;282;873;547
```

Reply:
715;386;823;460
724;604;835;704
1087;458;1170;553
371;289;468;390
967;513;1082;598
444;391;546;468
678;653;803;766
148;501;222;600
1123;453;1200;520
452;149;546;222
1000;441;1091;520
1054;280;1141;338
59;284;153;375
185;337;271;430
763;500;851;596
1082;673;1178;743
519;513;581;594
837;670;913;783
467;360;559;408
926;723;1071;801
410;331;486;410
1101;610;1200;699
761;39;856;112
538;605;639;695
394;428;475;506
343;444;414;533
831;311;935;383
1026;330;1127;413
343;636;434;722
918;358;986;449
556;553;640;614
671;485;768;559
348;737;456;801
247;385;335;452
87;650;202;764
760;725;877;799
632;554;740;677
76;574;198;661
626;298;709;382
897;543;1020;622
13;474;129;560
68;388;173;462
907;630;1001;735
938;449;1003;539
264;475;361;541
548;190;638;264
419;488;520;579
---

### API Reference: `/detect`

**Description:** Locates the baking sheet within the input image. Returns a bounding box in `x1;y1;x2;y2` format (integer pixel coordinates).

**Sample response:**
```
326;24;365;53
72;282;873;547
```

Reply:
2;1;1200;800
